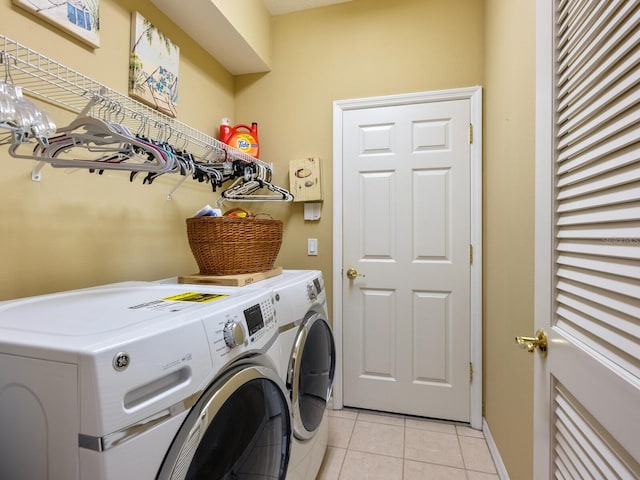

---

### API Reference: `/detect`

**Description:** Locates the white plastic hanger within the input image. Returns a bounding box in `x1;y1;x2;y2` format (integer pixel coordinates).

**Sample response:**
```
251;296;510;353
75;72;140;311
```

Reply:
221;162;293;202
9;96;171;173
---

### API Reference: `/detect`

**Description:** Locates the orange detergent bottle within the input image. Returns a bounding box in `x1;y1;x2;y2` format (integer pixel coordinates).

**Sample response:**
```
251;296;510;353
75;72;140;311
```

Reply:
219;120;260;158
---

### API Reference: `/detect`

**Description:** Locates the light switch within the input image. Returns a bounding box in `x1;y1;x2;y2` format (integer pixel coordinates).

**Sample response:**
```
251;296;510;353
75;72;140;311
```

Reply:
307;238;318;256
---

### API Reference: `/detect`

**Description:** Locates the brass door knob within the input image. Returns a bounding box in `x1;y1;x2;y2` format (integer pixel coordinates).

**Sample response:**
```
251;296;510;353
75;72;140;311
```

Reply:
515;329;548;356
346;268;365;280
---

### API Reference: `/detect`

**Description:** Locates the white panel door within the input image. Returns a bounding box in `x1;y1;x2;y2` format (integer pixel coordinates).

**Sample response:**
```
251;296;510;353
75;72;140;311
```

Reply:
534;1;640;478
342;98;471;421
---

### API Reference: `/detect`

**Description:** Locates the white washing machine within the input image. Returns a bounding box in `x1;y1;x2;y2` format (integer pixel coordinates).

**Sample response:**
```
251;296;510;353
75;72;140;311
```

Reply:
160;270;336;480
0;281;291;480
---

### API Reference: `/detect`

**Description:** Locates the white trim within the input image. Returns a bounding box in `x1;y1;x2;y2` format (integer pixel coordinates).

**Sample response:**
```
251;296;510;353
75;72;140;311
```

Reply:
332;86;483;428
534;1;554;478
331;100;345;410
469;87;483;430
483;417;510;480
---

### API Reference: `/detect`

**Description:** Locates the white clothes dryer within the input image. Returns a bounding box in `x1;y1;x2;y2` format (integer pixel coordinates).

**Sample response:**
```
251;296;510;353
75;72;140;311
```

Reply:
158;270;336;480
0;281;291;480
236;270;336;480
250;270;335;480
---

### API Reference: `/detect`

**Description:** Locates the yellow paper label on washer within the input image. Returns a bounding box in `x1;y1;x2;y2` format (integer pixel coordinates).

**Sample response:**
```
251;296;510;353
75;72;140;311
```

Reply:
163;292;229;303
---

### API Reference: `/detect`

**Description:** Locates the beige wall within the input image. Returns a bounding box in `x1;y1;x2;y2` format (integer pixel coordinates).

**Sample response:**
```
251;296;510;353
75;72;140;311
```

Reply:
0;0;234;300
484;0;535;478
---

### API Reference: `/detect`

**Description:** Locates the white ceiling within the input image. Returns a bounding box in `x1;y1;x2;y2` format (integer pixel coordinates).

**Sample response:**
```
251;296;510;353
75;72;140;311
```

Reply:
263;0;351;15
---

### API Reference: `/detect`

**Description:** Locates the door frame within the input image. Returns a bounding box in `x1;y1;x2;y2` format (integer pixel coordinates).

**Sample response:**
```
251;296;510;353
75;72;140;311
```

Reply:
534;0;553;474
332;87;483;429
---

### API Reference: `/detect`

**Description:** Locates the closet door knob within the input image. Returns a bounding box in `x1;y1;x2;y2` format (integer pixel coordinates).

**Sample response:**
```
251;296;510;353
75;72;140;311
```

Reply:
515;329;548;356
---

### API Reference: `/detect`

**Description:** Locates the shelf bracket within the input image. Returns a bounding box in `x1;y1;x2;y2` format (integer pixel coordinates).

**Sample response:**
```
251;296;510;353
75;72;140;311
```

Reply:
31;161;46;182
166;175;188;200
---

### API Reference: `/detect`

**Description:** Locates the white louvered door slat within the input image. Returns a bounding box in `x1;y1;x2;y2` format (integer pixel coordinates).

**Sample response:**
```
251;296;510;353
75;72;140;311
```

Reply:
557;183;640;214
556;1;609;61
558;78;639;147
558;111;639;165
558;146;639;186
535;0;640;478
557;129;639;172
553;386;638;480
557;54;639;137
557;253;640;278
558;163;640;199
556;3;639;85
555;279;639;319
557;7;639;103
555;201;640;226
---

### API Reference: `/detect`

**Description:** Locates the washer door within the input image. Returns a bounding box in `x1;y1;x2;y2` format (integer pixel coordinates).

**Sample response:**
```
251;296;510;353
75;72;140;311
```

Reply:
288;312;336;440
157;364;291;480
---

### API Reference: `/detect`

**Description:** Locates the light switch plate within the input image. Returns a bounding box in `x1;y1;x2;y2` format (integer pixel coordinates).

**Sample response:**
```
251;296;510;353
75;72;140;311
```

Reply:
307;238;318;256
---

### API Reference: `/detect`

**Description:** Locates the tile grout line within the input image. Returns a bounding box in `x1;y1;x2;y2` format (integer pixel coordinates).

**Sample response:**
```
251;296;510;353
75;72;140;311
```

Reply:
456;428;468;471
328;409;498;479
402;418;406;479
338;410;358;479
457;429;471;480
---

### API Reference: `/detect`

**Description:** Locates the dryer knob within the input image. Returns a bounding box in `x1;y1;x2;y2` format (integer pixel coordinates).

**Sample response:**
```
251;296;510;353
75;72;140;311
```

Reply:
223;321;245;348
307;283;317;301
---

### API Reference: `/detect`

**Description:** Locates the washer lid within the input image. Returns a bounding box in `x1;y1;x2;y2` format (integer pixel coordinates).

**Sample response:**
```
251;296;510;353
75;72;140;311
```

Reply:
0;281;256;338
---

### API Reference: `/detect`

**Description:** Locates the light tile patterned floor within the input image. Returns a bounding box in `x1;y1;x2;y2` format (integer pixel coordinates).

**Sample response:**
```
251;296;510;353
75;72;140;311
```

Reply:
317;408;498;480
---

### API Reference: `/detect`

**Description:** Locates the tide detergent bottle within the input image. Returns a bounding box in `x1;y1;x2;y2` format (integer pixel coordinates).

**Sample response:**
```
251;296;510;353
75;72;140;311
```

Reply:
219;119;260;158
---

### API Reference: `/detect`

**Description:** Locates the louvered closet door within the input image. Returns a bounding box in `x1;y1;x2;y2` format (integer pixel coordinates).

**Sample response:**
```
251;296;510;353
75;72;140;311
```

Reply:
534;1;640;479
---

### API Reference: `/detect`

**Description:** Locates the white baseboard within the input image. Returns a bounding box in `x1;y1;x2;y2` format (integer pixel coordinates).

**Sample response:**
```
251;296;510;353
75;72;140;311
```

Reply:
483;417;510;480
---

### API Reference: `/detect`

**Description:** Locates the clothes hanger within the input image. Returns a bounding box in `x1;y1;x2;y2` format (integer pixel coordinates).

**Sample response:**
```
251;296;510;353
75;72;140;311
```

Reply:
9;95;172;173
10;122;169;173
221;178;294;201
221;160;293;202
0;53;56;146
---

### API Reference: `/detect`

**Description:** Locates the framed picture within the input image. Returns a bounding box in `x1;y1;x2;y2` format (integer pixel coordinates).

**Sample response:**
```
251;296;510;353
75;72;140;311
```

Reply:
13;0;100;48
129;12;179;118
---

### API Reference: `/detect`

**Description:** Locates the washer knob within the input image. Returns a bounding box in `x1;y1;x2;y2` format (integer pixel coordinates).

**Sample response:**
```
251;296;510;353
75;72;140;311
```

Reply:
223;321;245;348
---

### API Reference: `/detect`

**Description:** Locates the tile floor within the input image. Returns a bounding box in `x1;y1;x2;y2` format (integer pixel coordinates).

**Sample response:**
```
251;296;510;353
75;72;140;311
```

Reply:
317;408;498;480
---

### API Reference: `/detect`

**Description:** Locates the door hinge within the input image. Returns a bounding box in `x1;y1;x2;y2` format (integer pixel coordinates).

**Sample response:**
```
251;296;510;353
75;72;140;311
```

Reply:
469;362;473;383
469;244;473;264
469;123;473;144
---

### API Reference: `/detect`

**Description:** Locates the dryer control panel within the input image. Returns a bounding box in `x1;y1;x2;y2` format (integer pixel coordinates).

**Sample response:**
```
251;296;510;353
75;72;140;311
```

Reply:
306;276;324;302
205;292;277;360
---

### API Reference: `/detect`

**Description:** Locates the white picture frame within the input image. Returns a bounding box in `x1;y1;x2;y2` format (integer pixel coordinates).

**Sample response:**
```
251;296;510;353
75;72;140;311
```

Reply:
13;0;100;49
129;12;179;118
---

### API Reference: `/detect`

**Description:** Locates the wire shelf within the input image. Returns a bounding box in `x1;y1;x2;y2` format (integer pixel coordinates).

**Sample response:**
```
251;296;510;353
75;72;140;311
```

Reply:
0;34;270;170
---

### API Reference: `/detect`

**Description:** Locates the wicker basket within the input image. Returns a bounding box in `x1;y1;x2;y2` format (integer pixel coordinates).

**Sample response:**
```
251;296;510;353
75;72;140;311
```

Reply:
186;210;283;275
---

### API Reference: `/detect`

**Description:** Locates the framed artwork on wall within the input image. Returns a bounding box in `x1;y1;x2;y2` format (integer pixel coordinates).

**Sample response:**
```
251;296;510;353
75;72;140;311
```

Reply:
13;0;100;48
129;12;179;118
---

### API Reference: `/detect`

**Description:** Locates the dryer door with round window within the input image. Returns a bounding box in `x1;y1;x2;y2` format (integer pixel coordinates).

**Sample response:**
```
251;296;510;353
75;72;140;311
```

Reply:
288;312;336;440
157;364;291;480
